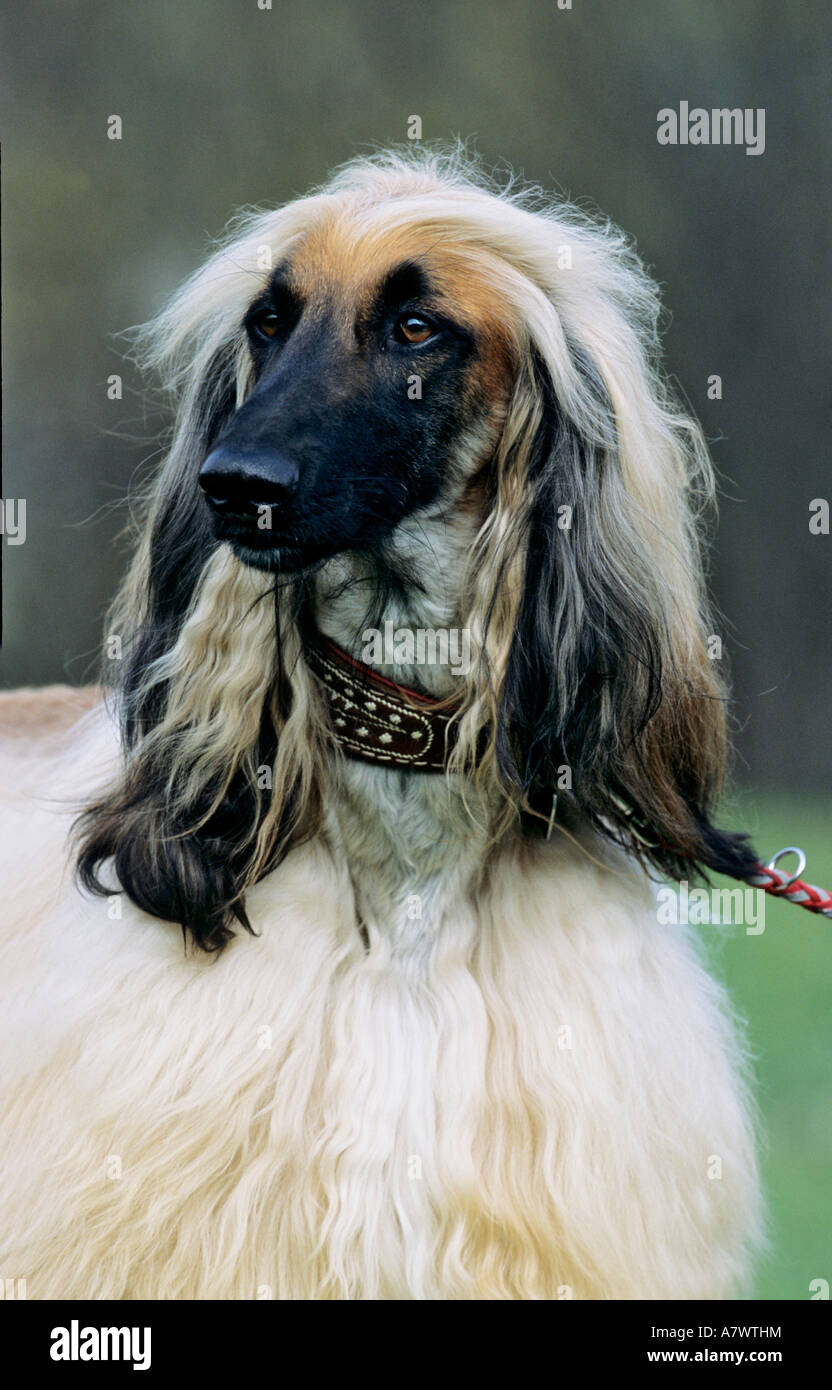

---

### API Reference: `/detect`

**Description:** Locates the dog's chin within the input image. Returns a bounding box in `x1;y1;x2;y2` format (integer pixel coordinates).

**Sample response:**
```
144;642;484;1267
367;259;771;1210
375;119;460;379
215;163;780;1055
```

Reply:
213;507;410;576
205;511;329;573
216;516;401;575
226;538;329;574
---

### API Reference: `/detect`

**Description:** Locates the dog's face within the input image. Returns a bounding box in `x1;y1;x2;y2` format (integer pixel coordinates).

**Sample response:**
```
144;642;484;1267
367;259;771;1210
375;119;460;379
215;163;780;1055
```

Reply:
199;226;510;572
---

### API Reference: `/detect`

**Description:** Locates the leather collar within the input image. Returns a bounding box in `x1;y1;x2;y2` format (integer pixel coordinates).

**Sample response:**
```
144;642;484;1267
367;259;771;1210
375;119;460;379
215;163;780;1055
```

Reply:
306;634;462;772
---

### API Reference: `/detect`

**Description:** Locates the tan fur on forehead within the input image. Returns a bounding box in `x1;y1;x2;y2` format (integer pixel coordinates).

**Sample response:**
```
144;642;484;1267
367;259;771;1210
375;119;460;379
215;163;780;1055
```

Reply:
286;211;518;409
289;213;517;345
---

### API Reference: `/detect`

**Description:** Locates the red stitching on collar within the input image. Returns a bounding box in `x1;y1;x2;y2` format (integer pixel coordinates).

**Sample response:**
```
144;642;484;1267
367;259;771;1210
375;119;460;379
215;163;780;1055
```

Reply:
315;636;463;713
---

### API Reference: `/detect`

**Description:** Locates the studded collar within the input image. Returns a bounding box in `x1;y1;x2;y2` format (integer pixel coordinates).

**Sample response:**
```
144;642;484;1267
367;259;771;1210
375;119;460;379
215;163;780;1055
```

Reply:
305;634;463;772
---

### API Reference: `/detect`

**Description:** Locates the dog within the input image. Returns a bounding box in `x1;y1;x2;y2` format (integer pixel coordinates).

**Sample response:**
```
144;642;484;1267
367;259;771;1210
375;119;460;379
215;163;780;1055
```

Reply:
0;147;761;1299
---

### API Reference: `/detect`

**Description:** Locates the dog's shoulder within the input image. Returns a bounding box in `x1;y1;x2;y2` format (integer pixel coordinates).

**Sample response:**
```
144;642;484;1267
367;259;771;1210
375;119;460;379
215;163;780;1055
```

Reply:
0;684;103;748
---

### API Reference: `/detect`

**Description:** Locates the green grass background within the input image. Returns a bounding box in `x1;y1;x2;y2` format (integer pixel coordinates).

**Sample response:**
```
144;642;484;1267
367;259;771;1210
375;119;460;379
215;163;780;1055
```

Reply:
698;791;831;1299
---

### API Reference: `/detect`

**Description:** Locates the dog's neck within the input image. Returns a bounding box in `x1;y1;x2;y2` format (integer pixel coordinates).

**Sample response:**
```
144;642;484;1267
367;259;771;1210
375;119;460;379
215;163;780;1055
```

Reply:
310;505;497;963
312;506;476;699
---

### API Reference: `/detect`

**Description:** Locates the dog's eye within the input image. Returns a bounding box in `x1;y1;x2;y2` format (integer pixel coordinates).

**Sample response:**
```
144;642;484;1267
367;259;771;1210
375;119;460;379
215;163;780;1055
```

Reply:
393;313;436;346
249;310;281;341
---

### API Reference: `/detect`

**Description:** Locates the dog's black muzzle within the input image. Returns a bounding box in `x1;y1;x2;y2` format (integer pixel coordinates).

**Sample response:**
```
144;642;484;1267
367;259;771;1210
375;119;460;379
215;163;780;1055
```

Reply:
198;362;324;570
200;445;299;529
198;315;447;572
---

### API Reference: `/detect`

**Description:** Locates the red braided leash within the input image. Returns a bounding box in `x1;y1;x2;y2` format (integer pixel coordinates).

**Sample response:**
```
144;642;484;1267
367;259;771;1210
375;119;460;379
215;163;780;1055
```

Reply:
746;848;832;919
608;794;832;921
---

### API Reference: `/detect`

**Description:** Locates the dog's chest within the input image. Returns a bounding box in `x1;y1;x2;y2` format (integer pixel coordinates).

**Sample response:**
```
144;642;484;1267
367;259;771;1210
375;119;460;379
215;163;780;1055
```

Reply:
281;940;489;1298
252;781;496;1297
1;827;757;1300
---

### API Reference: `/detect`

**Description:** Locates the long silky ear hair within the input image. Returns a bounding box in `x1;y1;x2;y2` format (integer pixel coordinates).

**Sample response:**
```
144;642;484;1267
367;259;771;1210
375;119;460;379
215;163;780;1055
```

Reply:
447;193;759;884
76;196;334;951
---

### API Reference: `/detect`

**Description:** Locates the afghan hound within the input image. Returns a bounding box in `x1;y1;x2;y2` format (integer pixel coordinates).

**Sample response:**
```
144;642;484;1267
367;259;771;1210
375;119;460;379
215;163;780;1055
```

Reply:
0;146;761;1300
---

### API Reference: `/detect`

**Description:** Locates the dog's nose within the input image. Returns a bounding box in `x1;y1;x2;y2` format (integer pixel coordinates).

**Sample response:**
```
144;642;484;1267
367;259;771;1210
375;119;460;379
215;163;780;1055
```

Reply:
199;446;300;517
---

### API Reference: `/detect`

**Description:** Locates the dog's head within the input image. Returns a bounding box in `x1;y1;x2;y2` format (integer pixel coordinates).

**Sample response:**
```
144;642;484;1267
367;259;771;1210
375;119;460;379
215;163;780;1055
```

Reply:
198;238;508;573
77;148;756;949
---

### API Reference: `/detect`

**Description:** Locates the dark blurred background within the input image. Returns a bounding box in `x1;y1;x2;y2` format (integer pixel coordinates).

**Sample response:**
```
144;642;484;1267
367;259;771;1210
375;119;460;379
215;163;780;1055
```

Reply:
1;0;830;1297
1;0;830;793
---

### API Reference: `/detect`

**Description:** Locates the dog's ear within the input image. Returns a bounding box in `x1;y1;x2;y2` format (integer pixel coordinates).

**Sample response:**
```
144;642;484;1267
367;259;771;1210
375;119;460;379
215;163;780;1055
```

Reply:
481;342;757;883
117;340;239;739
109;188;331;728
76;212;330;951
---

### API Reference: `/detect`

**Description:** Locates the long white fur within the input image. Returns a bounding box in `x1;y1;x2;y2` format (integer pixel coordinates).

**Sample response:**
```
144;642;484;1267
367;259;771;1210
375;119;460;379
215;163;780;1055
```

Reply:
0;148;761;1299
0;706;759;1298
